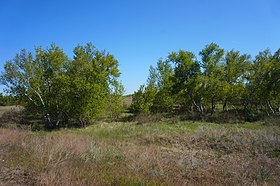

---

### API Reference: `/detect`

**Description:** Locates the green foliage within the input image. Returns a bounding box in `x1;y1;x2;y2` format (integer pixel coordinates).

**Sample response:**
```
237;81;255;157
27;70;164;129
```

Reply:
106;81;125;119
222;50;251;111
245;49;280;115
0;93;17;106
130;84;156;113
130;60;174;113
0;43;124;128
199;42;224;77
1;42;279;124
68;43;122;125
168;50;201;112
199;43;224;113
130;43;280;119
151;60;174;112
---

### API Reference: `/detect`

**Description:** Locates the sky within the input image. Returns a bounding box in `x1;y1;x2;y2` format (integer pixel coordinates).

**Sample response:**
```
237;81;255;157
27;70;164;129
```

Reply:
0;0;279;94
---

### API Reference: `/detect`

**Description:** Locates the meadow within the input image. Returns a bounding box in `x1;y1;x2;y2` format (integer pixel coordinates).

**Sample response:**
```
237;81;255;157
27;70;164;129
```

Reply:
0;107;279;185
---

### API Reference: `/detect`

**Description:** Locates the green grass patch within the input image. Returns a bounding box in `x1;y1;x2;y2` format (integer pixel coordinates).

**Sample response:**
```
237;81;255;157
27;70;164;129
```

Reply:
66;121;275;141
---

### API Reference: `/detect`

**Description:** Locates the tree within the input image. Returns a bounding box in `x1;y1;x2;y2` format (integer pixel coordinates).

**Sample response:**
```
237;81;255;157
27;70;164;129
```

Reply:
1;45;69;127
130;44;279;119
151;59;174;113
1;43;124;128
246;49;280;115
223;50;251;111
270;49;280;113
168;50;202;113
106;81;125;119
67;43;122;126
199;43;224;113
130;66;158;113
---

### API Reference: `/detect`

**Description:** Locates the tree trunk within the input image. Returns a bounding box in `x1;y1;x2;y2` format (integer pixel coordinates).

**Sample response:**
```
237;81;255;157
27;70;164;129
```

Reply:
191;98;200;113
199;83;204;114
44;113;53;128
189;92;199;113
199;93;204;114
211;97;215;114
79;118;87;128
55;112;63;127
223;98;227;111
267;99;275;115
33;87;53;128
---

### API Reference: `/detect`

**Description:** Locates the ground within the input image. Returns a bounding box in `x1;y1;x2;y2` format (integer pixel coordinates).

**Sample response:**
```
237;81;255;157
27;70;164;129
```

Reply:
0;107;279;185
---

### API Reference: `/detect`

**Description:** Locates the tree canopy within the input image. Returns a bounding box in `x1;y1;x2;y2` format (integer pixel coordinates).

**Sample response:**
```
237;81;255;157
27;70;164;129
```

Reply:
1;43;124;128
130;43;280;119
1;42;279;127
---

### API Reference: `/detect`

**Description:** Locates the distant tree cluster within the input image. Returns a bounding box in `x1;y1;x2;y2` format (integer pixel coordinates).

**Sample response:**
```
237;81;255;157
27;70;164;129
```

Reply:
0;93;17;106
1;43;124;128
130;43;280;119
1;42;279;127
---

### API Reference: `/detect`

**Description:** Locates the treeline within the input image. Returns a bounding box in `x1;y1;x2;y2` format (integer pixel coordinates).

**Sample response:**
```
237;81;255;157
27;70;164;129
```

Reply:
0;93;17;106
1;42;279;127
0;43;124;128
130;43;280;120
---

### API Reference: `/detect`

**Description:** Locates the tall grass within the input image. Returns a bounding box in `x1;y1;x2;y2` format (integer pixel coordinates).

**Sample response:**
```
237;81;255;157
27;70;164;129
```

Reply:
0;121;279;185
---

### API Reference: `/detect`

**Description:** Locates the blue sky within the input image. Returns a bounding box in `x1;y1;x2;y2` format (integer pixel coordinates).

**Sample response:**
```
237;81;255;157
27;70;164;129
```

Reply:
0;0;279;94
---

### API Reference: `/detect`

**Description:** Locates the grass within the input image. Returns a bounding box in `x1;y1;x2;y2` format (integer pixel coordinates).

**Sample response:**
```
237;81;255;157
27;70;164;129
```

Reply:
72;121;272;141
0;106;21;116
0;108;280;185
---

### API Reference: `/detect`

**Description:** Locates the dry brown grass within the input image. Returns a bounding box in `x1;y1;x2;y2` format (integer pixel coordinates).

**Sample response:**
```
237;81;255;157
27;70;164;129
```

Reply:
0;123;279;185
0;106;26;130
0;106;22;116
